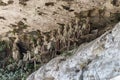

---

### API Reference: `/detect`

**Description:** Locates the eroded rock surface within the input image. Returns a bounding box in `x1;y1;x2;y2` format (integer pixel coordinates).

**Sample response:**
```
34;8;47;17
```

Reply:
27;23;120;80
0;0;120;79
0;0;120;34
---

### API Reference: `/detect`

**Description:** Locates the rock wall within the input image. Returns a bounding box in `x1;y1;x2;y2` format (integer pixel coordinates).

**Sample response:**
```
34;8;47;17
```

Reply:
0;0;120;79
27;22;120;80
0;0;120;35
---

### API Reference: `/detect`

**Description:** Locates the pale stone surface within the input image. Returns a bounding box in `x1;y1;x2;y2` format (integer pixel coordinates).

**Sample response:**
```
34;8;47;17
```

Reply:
110;75;120;80
27;23;120;80
0;0;120;35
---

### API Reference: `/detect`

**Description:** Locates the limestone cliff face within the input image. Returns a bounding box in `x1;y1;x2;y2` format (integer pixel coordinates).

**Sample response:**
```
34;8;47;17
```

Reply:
0;0;119;66
27;22;120;80
0;0;120;80
0;0;120;35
